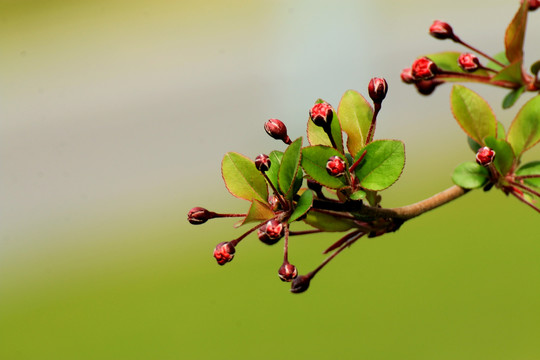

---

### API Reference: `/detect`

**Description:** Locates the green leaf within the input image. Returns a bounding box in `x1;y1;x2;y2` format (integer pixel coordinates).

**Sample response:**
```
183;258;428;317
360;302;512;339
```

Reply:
301;146;349;189
507;95;540;157
491;60;524;85
450;85;497;145
504;0;528;63
425;52;491;78
485;51;510;71
484;136;515;175
502;86;526;109
306;99;344;153
531;60;540;77
303;211;355;232
516;161;540;188
338;90;373;157
467;136;482;153
266;151;283;194
237;200;275;227
349;190;366;200
354;140;405;191
278;137;303;199
497;122;506;140
222;152;268;202
289;190;314;223
452;162;489;189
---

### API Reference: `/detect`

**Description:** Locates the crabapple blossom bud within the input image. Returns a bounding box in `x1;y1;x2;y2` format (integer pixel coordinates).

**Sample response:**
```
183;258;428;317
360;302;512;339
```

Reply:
458;53;480;72
400;68;415;84
326;156;346;177
290;274;311;293
254;154;271;173
187;207;214;225
268;195;280;211
476;147;496;166
529;0;540;11
414;79;442;95
257;219;284;245
429;20;455;40
411;57;439;80
213;242;235;265
309;102;333;127
368;77;388;103
264;119;291;144
278;262;298;282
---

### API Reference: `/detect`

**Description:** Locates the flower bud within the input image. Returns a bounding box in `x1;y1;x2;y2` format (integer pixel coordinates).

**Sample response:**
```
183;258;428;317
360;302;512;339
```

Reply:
257;219;284;245
254;154;271;173
411;57;439;80
326;156;346;177
187;207;215;225
264;119;291;144
368;77;388;103
414;79;441;95
458;53;480;72
268;195;280;211
278;262;298;282
213;242;235;265
309;102;333;127
429;20;455;40
400;68;415;84
476;146;496;166
290;274;311;293
529;0;540;11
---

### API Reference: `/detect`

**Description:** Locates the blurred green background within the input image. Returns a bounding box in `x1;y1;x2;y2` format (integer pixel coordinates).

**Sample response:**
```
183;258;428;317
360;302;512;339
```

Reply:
1;0;540;359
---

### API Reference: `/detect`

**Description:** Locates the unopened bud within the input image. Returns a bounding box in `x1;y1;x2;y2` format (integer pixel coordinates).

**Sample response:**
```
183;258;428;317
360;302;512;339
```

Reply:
257;219;284;245
400;68;415;84
326;156;346;177
476;147;496;166
411;57;439;80
254;154;271;172
368;77;388;103
264;119;291;144
213;242;236;265
458;53;480;72
309;102;333;127
290;274;311;293
529;0;540;11
278;262;298;282
414;79;442;95
429;20;455;40
187;207;215;225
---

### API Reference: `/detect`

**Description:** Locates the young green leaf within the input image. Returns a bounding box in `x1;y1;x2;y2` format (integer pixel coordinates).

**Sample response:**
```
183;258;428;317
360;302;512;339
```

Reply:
452;162;489;189
237;200;275;227
484;136;515;175
467;136;482;153
307;99;344;153
266;150;283;194
303;211;355;232
497;122;506;140
485;51;510;71
289;190;314;223
491;60;524;85
450;85;497;145
425;51;490;77
516;161;540;188
504;0;528;63
278;137;303;199
349;189;366;200
502;86;526;109
222;152;268;202
301;146;349;189
507;95;540;157
354;140;405;191
338;90;373;157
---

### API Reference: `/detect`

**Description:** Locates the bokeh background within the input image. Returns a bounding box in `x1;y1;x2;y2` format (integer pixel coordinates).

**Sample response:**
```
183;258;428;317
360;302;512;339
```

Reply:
1;0;540;359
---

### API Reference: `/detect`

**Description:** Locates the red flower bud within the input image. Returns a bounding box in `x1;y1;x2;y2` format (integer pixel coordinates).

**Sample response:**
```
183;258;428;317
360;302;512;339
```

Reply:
187;207;215;225
414;79;442;95
213;242;235;265
290;274;311;293
476;147;496;166
429;20;455;40
257;219;284;245
458;53;480;72
411;57;439;80
529;0;540;11
368;77;388;103
268;195;280;211
400;68;415;84
278;262;298;282
264;119;291;144
326;156;346;177
254;154;271;173
309;102;333;127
